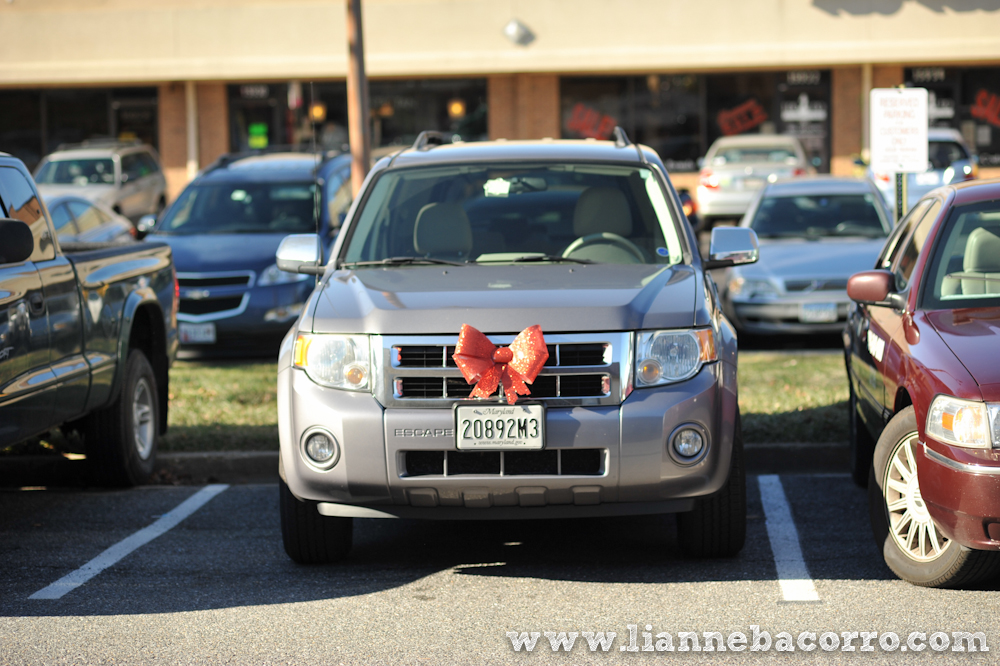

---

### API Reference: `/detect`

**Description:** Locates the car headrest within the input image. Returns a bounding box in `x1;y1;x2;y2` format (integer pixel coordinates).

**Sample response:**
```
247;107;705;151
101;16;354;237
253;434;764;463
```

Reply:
573;187;632;238
413;202;473;257
964;226;1000;274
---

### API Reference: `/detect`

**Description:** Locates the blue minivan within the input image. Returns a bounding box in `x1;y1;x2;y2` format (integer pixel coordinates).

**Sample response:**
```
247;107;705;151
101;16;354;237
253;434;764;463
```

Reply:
145;150;352;356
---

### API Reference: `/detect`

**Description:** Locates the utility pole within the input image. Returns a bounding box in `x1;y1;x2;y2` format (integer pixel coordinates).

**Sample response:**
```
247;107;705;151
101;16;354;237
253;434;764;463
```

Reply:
346;0;371;196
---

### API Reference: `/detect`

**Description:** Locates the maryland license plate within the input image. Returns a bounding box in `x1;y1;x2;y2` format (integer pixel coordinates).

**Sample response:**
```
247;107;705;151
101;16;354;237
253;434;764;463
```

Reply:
455;403;545;450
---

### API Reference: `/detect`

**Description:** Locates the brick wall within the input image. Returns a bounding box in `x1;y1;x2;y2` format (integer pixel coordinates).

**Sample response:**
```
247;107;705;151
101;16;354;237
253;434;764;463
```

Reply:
158;83;188;202
488;74;559;140
197;83;229;169
831;67;863;176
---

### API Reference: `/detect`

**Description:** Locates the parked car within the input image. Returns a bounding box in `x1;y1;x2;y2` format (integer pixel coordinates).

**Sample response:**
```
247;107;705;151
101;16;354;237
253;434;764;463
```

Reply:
43;193;136;244
721;176;892;334
844;177;1000;588
0;153;177;486
145;150;353;357
868;127;977;213
33;140;168;223
696;134;809;231
273;130;759;563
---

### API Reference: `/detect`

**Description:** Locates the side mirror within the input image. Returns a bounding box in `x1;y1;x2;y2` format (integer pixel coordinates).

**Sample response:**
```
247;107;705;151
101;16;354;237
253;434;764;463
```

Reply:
704;227;759;270
0;218;35;264
136;214;157;237
847;270;907;309
276;233;325;275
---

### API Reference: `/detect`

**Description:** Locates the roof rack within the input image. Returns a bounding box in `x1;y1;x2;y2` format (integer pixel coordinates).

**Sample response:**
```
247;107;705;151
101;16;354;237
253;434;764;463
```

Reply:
412;131;451;151
202;145;345;174
612;126;648;165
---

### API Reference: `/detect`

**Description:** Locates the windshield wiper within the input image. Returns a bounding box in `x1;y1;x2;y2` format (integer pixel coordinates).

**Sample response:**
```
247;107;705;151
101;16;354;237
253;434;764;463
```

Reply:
341;256;467;268
504;254;594;265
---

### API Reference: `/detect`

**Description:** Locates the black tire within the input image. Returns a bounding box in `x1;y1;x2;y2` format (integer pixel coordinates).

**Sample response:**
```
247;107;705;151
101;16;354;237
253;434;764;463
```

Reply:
84;349;159;487
279;478;353;564
848;385;876;488
869;406;1000;588
677;411;747;558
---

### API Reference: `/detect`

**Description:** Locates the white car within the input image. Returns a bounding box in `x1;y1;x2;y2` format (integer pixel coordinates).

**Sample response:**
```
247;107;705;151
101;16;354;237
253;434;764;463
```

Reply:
34;140;168;223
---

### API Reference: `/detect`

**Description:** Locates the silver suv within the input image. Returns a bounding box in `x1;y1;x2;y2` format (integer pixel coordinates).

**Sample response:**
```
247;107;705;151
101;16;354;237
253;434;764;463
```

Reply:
33;140;168;222
274;131;759;563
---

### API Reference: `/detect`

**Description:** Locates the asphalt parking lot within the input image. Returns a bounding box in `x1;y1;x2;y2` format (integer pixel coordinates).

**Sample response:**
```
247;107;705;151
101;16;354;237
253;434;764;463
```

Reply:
2;473;997;664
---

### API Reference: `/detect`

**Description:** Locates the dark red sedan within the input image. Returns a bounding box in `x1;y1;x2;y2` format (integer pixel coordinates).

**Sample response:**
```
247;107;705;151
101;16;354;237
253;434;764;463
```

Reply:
844;177;1000;588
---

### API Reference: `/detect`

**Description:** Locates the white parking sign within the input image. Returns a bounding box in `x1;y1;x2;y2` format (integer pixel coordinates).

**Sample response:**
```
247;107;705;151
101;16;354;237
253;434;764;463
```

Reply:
870;88;928;173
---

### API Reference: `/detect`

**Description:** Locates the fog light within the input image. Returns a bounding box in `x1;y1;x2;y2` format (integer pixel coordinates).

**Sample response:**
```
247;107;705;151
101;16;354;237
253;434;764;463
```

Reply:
303;429;340;468
673;428;704;459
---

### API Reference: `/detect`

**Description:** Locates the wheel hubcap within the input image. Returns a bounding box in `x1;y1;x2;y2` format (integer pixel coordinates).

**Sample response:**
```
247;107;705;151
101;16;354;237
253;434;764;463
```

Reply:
132;378;154;461
883;433;949;562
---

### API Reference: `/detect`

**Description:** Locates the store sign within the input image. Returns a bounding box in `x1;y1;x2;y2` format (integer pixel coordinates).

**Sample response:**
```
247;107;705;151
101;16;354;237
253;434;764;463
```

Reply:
870;88;928;173
717;98;768;136
971;89;1000;128
566;103;617;140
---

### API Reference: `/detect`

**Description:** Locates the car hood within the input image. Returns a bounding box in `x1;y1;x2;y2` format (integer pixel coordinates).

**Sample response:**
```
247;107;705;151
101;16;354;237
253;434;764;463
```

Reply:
926;308;1000;388
149;233;290;273
311;263;698;334
37;184;116;206
734;237;885;283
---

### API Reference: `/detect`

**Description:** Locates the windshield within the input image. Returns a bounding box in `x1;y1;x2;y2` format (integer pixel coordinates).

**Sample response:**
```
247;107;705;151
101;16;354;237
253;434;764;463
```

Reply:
928;140;971;169
35;158;115;186
340;163;685;266
923;202;1000;309
156;182;318;235
749;193;889;238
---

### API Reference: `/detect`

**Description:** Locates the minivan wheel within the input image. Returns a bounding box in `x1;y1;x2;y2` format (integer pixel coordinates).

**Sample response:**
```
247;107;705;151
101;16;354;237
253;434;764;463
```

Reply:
279;479;353;564
677;411;747;558
869;406;1000;588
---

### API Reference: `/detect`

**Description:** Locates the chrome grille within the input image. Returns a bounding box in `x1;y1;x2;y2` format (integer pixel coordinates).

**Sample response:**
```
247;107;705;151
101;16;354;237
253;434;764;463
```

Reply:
375;333;631;408
784;278;849;293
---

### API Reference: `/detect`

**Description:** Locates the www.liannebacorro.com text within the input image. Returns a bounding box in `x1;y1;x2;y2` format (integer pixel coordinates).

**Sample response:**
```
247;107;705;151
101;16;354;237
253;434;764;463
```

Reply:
507;626;988;653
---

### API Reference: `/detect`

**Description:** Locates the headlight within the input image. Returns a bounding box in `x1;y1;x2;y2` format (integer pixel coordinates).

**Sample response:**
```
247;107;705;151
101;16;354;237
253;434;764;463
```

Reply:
926;395;1000;449
258;263;310;286
293;334;370;391
728;276;778;300
635;329;717;387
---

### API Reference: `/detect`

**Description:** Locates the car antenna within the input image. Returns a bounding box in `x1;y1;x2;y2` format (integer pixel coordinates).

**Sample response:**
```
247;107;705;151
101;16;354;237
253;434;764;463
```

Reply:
310;81;323;283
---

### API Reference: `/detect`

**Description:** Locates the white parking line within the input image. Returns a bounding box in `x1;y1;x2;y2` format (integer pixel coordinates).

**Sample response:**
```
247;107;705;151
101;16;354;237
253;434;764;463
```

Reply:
758;475;820;602
29;484;229;600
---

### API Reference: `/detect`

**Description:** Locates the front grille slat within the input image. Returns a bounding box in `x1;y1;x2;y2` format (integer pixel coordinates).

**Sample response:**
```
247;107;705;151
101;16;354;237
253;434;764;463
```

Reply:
381;333;626;408
402;449;603;477
180;297;244;316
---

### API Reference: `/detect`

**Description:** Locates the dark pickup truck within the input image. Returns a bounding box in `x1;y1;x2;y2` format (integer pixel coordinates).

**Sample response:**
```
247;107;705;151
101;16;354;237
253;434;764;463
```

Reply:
0;153;177;485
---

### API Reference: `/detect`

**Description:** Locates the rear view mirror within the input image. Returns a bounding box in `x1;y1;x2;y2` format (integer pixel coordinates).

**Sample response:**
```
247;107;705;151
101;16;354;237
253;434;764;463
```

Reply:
704;227;759;269
136;214;157;237
0;218;34;264
847;270;906;309
276;233;325;275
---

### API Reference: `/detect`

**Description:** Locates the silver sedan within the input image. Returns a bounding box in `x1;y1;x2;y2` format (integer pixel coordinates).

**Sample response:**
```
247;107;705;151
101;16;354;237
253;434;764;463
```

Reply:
721;176;892;334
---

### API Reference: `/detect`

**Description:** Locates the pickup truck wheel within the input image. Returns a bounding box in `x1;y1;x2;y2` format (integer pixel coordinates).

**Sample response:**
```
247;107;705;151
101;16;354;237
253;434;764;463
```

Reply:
869;406;1000;588
849;386;875;488
280;479;353;564
677;412;747;558
84;350;158;487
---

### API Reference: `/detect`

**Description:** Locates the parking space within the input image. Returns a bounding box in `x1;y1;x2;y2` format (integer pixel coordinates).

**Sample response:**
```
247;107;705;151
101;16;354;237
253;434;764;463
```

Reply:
3;474;997;663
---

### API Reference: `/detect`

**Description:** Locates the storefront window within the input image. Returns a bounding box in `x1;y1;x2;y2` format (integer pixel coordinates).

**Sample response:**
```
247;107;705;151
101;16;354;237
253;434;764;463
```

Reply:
227;79;487;154
905;66;1000;167
562;71;831;173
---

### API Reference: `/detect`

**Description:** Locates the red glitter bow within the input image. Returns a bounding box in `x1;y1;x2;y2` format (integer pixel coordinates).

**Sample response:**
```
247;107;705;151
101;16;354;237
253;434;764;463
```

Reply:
452;324;549;405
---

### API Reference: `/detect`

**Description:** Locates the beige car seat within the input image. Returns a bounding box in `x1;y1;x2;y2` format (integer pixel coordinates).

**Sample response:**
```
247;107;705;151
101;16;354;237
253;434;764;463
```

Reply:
961;225;1000;296
413;202;473;259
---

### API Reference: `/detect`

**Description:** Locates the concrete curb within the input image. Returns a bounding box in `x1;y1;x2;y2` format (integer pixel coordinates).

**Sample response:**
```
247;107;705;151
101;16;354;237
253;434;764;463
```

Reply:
1;443;849;487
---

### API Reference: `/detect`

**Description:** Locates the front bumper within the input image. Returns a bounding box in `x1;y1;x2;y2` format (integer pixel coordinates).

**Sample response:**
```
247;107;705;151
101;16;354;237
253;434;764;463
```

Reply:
918;439;1000;551
696;187;756;219
278;360;738;519
728;298;851;335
